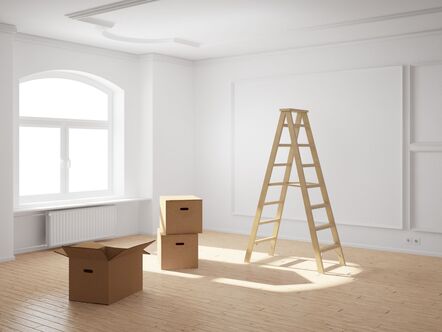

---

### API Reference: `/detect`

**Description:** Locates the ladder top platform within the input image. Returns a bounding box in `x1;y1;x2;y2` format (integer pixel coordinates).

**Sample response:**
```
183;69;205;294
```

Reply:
279;108;309;113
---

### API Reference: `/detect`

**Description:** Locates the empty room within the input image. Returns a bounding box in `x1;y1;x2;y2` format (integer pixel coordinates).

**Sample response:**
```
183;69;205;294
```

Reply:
1;0;442;331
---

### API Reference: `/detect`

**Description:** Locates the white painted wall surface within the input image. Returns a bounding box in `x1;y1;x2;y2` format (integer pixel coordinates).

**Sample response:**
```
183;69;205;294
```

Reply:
140;55;195;234
194;32;442;256
0;28;15;262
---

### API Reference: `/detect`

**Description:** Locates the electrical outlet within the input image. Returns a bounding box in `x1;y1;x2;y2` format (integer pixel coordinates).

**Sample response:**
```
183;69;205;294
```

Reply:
405;237;421;246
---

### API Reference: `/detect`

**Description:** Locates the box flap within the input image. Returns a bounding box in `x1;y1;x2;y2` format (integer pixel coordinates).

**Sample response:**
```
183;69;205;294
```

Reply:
54;247;68;257
61;245;108;260
106;240;155;261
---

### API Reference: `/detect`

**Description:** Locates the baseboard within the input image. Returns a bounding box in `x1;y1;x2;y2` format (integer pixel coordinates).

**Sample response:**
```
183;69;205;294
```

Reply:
0;255;15;263
204;225;442;258
14;244;49;254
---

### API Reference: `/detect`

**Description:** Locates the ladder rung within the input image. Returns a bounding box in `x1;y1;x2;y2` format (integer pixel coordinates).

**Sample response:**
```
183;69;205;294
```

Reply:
315;223;332;231
273;163;291;167
259;218;280;225
298;144;310;147
311;203;328;210
302;163;316;167
283;124;306;127
268;182;286;186
288;182;321;188
320;243;340;253
278;144;291;147
255;236;277;244
263;200;282;206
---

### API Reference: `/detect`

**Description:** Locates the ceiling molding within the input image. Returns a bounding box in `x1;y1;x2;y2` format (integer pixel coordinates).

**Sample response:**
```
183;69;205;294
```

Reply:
196;27;442;63
66;0;158;20
141;53;194;66
14;33;139;62
297;5;442;32
0;23;17;34
102;30;200;47
79;17;115;29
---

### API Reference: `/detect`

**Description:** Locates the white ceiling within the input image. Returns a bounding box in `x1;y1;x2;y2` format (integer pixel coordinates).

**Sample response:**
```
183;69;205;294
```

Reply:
2;0;442;60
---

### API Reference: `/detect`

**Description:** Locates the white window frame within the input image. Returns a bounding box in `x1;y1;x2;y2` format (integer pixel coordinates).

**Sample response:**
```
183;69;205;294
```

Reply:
18;72;114;204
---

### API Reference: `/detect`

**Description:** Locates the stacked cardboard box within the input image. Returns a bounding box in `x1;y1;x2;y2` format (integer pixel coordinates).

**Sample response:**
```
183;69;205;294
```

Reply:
158;195;202;270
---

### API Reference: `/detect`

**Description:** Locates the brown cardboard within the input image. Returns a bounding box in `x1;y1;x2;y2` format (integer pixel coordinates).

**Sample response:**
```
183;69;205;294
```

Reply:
157;229;198;270
56;240;155;305
160;195;202;234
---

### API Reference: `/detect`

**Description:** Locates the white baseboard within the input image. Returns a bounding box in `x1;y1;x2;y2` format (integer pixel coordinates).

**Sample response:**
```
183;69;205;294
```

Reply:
0;255;15;263
14;244;48;255
204;225;442;258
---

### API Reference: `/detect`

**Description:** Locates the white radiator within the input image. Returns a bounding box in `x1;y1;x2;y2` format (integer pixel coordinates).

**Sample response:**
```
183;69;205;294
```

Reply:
46;205;117;247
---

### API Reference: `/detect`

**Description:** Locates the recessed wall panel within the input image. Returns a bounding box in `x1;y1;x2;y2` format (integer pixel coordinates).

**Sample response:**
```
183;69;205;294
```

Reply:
412;64;442;143
233;66;403;229
411;152;442;232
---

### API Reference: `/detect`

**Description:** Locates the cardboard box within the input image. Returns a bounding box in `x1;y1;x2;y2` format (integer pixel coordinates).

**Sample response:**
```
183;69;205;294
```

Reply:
55;240;155;305
157;230;198;270
160;195;202;234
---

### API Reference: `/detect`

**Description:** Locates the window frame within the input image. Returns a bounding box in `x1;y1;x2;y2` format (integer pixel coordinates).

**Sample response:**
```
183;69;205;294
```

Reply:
18;72;114;204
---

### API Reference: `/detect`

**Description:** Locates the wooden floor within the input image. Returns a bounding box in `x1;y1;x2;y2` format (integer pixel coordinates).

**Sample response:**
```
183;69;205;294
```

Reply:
0;232;441;332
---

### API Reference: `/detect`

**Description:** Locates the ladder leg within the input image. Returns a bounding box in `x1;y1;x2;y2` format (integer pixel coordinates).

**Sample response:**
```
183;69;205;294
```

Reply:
244;112;287;263
268;112;303;256
303;114;346;267
288;112;325;273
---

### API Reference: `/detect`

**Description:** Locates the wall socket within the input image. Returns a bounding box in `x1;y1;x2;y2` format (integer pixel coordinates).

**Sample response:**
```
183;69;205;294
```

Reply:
405;237;421;246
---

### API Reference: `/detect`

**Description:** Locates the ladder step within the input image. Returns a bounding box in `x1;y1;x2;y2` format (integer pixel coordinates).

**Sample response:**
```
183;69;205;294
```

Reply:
302;163;316;167
278;144;291;147
259;218;280;225
311;203;328;209
255;236;277;244
320;243;340;253
298;144;311;147
273;163;291;167
268;182;286;186
263;200;282;206
283;124;306;127
288;182;321;188
315;223;332;231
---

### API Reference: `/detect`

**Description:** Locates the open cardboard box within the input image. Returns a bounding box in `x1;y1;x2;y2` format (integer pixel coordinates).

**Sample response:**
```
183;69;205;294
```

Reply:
56;239;155;305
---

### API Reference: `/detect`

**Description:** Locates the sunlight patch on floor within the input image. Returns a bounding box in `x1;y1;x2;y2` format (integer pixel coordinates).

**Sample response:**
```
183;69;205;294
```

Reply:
142;244;362;292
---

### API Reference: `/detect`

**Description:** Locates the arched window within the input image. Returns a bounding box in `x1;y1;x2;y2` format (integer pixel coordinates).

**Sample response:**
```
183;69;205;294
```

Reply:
18;72;118;203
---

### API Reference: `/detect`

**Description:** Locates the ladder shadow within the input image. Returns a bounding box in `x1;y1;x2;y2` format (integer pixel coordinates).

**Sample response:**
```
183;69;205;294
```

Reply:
250;254;355;277
183;259;312;286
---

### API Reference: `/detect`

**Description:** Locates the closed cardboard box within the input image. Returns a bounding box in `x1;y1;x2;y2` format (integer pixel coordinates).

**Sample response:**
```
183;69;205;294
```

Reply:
157;230;198;270
160;195;202;235
56;240;155;305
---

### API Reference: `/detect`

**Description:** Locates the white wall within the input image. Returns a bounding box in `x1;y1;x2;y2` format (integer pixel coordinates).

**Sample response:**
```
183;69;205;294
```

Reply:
6;24;442;258
194;32;442;256
0;26;15;262
139;54;195;234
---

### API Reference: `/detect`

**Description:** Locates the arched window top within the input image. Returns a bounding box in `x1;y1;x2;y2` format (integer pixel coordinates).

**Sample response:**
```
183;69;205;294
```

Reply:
20;76;109;121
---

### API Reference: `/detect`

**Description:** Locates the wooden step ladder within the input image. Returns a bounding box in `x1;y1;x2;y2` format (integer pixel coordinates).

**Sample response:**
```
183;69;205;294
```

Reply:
244;108;345;273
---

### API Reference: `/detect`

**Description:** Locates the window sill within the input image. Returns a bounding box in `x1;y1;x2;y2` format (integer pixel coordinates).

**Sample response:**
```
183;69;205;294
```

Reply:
14;197;151;216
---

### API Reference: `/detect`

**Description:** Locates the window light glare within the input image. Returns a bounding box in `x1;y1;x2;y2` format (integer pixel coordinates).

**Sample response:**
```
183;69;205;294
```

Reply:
19;78;108;121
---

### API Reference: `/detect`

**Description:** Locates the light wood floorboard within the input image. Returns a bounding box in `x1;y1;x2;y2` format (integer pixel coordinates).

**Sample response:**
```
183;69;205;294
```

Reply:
0;231;441;331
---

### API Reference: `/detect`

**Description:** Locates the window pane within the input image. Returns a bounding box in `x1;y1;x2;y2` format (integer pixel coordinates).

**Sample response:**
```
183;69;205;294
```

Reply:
69;129;108;192
19;127;61;196
20;78;108;120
